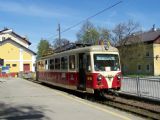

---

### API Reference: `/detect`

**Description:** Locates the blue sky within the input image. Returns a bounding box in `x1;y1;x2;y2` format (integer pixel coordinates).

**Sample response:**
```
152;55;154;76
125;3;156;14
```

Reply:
0;0;160;52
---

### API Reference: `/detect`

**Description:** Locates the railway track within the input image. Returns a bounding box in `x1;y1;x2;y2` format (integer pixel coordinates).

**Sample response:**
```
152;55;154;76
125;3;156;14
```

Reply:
94;94;160;120
29;79;160;120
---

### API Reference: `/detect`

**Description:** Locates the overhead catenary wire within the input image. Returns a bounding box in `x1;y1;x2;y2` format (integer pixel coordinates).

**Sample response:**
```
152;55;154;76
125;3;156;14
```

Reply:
31;1;123;51
61;1;122;34
45;0;123;42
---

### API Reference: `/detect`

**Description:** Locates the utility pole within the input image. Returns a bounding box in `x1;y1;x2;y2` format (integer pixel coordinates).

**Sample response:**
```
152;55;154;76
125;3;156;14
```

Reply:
57;23;61;48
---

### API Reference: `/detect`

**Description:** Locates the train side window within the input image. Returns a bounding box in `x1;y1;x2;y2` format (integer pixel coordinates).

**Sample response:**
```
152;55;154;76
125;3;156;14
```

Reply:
86;55;91;72
37;62;40;70
61;57;68;70
40;61;45;70
69;55;75;70
55;58;60;70
45;60;48;70
49;59;54;70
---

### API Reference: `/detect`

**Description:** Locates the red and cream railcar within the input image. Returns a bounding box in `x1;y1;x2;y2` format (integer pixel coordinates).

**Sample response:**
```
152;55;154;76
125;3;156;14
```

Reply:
36;44;121;94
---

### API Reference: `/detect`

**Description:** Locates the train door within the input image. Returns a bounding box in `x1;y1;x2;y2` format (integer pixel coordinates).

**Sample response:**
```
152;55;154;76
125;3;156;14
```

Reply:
77;53;86;91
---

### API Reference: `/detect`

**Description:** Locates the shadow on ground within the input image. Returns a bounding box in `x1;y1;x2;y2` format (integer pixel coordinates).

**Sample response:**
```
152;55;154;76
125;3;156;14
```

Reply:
0;103;50;120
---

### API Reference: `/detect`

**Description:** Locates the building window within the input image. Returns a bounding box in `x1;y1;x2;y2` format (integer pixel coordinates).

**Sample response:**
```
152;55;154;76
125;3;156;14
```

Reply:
69;55;75;70
12;64;17;67
2;37;5;41
6;64;10;67
33;63;35;67
61;57;68;70
122;64;127;72
137;64;142;71
146;51;150;57
146;64;150;72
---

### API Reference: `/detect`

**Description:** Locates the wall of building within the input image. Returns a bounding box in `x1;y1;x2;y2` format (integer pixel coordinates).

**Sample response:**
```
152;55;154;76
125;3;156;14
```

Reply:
120;44;154;75
4;61;20;72
153;43;160;76
22;49;35;72
0;42;35;73
0;42;20;60
23;50;32;60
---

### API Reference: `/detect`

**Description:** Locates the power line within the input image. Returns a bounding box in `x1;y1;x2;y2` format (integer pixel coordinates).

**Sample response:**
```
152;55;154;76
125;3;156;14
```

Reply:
47;0;123;42
61;1;122;34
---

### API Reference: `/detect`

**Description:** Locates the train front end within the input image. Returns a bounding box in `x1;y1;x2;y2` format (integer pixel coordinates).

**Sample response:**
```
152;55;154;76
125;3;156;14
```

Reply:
88;50;122;94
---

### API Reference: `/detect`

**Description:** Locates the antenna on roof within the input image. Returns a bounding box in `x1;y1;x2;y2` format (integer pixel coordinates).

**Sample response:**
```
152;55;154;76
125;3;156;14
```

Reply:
3;27;8;30
152;24;156;31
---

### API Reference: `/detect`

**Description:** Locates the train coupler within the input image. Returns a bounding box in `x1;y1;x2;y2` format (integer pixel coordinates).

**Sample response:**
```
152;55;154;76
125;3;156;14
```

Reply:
108;89;119;96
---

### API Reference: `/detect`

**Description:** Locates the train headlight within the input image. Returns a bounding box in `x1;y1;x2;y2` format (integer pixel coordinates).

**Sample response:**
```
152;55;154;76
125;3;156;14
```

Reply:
97;74;102;81
117;74;121;80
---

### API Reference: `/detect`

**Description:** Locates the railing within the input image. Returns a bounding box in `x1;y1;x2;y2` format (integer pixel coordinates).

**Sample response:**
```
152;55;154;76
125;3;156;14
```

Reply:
18;72;36;80
121;76;160;100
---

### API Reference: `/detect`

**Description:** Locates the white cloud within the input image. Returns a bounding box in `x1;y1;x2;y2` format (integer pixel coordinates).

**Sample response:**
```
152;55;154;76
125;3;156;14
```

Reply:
0;1;68;18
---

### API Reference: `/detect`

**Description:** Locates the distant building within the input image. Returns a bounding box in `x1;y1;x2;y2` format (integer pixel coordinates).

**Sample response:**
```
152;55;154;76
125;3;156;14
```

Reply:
119;28;160;76
0;28;36;74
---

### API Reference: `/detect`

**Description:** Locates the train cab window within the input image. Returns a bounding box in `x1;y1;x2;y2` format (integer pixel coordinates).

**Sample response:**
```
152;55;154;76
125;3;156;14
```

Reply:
94;54;120;71
49;59;54;70
55;58;60;70
61;57;68;70
69;55;75;70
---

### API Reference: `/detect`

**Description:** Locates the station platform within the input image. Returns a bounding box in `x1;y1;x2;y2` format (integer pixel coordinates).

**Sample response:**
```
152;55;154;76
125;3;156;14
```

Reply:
0;78;145;120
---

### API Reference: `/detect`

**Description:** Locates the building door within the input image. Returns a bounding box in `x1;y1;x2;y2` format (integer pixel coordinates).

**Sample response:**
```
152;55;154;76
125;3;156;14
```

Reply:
23;64;30;72
77;53;86;91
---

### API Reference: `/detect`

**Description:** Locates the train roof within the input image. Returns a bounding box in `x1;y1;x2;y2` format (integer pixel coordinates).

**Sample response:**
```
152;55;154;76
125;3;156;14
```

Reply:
39;44;119;60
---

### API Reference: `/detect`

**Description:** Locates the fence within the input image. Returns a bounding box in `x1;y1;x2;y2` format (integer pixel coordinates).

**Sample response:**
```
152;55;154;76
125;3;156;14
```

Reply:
18;72;36;80
121;76;160;100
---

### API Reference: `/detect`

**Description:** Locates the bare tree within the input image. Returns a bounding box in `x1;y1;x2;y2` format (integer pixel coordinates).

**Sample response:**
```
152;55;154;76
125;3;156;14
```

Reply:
112;20;146;74
53;38;70;49
112;20;141;46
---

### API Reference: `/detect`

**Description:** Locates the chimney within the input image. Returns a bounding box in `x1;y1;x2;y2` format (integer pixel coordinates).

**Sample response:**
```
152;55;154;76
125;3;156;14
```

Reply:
152;24;156;31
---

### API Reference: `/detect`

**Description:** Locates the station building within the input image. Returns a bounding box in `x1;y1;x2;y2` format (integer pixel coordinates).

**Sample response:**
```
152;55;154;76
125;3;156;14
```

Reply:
0;28;36;76
119;28;160;76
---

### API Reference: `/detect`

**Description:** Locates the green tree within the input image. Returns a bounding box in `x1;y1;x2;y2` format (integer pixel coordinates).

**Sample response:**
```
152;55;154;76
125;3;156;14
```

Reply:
112;20;141;46
76;21;99;44
98;27;111;44
76;21;111;45
37;39;50;59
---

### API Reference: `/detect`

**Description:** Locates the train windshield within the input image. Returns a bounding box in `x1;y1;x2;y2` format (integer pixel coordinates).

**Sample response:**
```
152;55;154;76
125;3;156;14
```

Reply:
94;54;120;71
